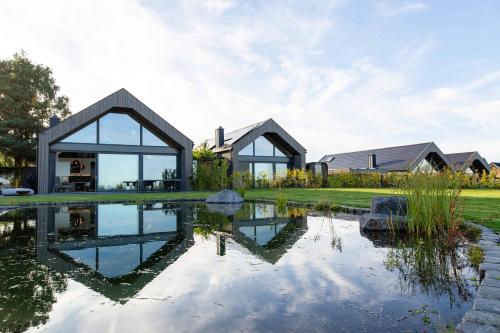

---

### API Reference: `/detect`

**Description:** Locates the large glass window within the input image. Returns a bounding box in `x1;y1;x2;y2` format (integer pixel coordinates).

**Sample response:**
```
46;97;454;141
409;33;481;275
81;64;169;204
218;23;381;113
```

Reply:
274;146;287;157
61;122;97;144
98;154;139;191
254;136;274;156
239;142;253;155
143;155;177;180
254;163;273;180
237;162;252;173
143;127;169;147
99;113;140;145
276;163;288;178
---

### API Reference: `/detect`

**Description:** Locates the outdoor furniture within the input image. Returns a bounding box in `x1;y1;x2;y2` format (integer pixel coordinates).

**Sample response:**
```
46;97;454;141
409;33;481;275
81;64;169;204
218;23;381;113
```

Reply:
1;188;34;196
122;180;138;190
141;180;156;191
54;176;74;192
162;179;181;191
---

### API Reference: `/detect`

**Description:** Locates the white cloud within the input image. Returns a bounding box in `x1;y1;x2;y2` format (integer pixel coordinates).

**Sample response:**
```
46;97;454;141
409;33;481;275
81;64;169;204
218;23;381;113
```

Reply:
376;1;428;17
0;0;499;162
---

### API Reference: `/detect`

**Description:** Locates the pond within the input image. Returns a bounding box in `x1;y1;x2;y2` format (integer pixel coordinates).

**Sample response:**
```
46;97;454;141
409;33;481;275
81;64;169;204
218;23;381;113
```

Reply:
0;202;478;332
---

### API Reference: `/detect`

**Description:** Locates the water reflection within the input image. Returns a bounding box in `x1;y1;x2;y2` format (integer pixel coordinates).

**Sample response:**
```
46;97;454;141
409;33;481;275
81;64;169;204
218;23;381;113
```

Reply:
199;203;308;264
0;210;66;333
36;203;194;302
0;203;480;333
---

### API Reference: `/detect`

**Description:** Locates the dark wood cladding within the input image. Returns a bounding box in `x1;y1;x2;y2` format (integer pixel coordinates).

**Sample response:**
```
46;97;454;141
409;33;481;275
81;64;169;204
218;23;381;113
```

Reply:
37;89;193;193
231;119;306;170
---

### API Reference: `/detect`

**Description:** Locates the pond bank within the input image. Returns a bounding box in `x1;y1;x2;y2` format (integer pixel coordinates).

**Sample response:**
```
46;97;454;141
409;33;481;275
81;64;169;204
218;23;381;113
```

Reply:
457;223;500;332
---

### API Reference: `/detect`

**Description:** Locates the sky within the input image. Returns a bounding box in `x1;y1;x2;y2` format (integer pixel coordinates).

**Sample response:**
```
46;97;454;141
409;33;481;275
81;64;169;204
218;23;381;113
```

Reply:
1;0;499;162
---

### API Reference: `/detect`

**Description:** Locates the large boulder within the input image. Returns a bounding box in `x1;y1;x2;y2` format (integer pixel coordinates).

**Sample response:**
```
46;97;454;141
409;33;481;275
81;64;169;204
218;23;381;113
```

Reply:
371;196;408;216
206;203;243;216
206;189;244;204
359;213;406;232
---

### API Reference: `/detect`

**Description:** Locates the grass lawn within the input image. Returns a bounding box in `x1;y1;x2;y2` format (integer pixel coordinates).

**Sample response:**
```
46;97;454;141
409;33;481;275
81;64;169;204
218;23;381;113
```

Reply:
1;188;499;232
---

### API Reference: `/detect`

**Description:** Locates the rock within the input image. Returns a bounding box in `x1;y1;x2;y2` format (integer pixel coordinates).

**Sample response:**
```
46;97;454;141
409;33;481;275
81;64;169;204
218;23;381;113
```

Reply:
464;310;500;328
359;213;406;232
371;196;408;216
206;203;243;216
456;320;497;333
478;286;500;301
474;298;500;315
206;189;244;204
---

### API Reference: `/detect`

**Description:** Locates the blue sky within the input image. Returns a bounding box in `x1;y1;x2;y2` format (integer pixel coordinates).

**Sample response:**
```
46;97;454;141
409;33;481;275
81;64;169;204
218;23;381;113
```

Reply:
1;0;499;161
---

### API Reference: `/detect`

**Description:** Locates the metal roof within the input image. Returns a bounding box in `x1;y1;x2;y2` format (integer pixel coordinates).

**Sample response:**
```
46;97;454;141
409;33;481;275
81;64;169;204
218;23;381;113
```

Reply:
491;162;500;168
319;142;449;172
445;151;490;172
199;120;266;151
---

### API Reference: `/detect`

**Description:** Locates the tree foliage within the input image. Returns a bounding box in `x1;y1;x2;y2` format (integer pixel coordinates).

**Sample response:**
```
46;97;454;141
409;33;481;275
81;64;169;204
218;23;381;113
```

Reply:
0;51;70;166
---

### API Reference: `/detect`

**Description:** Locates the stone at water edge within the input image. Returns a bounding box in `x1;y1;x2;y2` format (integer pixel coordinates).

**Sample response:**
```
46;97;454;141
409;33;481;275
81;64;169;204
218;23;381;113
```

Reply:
371;196;408;216
206;189;244;204
359;213;406;231
206;203;243;216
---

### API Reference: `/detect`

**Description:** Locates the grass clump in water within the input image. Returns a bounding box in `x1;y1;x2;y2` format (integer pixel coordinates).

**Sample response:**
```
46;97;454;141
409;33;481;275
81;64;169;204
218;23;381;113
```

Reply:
275;192;288;215
468;245;484;268
399;171;463;237
315;197;340;212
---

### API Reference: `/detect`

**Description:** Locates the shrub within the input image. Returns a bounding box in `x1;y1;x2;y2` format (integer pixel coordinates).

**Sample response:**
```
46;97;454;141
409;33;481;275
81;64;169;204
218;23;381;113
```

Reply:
468;245;484;268
399;171;463;236
192;159;230;191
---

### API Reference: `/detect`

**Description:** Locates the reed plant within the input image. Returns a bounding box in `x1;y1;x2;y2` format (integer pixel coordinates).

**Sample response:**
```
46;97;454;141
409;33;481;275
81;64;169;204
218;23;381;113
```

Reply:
398;171;463;237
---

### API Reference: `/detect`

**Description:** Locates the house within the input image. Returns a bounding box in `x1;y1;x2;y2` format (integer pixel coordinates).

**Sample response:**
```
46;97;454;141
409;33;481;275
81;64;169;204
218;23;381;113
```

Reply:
36;89;193;193
198;119;306;180
444;152;490;174
490;162;500;178
319;142;450;174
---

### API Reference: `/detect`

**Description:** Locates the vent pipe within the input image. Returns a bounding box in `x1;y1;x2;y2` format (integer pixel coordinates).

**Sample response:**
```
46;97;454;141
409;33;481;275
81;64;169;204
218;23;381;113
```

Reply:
215;126;224;148
368;153;377;169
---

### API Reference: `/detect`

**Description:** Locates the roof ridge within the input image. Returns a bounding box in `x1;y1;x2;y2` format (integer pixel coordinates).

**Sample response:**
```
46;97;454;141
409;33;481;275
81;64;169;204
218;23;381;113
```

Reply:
325;142;432;157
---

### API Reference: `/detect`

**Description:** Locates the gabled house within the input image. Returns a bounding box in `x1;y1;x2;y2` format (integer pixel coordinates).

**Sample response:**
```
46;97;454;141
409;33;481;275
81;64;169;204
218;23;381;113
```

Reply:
490;162;500;178
37;89;193;193
319;142;450;174
198;119;306;180
444;152;490;174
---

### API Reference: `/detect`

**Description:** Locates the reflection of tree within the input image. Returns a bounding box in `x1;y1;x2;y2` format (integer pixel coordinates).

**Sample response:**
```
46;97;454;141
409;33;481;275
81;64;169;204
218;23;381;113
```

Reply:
193;206;231;239
384;237;474;305
0;210;67;333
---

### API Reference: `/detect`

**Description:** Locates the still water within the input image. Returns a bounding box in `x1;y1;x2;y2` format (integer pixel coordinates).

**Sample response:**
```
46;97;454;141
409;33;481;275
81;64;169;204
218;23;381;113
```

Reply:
0;202;478;332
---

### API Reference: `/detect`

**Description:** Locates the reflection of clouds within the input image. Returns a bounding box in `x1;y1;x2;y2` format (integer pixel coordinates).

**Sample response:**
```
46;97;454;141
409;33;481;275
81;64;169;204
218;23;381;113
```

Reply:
30;217;470;332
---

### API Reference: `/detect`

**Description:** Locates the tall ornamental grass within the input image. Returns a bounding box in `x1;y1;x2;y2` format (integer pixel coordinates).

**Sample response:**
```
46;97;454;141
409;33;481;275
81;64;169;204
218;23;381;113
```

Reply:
399;171;463;237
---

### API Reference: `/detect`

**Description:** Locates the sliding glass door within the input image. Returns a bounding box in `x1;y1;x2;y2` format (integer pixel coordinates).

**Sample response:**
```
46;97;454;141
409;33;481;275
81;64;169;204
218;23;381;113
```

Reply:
98;154;139;191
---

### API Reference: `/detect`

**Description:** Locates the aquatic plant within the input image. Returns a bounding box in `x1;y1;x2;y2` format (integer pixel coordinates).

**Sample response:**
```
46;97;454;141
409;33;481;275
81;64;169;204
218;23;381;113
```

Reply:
384;236;474;305
467;245;484;269
314;197;340;212
275;191;288;215
398;171;464;237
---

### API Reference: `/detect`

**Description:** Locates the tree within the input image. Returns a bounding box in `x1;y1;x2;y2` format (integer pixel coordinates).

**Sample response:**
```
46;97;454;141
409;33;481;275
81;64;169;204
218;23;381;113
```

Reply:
0;51;70;167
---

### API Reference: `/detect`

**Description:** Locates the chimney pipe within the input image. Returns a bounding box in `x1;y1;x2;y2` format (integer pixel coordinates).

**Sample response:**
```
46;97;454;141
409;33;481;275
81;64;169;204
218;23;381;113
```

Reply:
215;126;224;148
49;115;60;127
368;153;376;169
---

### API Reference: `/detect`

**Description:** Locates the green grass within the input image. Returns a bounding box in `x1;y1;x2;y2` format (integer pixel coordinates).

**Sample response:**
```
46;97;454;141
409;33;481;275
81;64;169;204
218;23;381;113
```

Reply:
1;187;499;231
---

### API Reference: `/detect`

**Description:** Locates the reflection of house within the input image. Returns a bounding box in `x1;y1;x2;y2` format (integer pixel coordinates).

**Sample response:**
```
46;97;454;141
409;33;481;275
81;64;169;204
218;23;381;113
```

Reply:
445;152;490;174
36;204;194;302
37;89;193;193
217;203;308;264
198;119;306;181
320;142;450;174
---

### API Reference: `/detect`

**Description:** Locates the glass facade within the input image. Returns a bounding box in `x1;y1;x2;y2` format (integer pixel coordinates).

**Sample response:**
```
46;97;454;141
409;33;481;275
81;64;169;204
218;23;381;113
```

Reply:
99;113;141;145
239;143;253;155
254;136;274;156
143;127;169;147
254;163;273;180
98;154;139;191
143;155;177;180
275;163;288;177
61;122;97;144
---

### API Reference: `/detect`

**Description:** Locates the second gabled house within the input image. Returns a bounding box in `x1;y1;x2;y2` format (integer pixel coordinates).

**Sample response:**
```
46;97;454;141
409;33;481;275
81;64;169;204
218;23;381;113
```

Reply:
198;119;306;180
444;151;490;174
319;142;450;174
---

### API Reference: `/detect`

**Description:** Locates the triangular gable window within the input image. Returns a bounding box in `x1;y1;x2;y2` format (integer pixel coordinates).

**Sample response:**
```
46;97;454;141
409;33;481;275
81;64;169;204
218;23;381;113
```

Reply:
239;142;253;155
142;127;169;147
60;121;97;144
